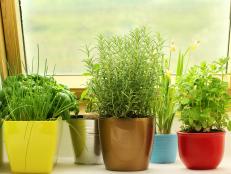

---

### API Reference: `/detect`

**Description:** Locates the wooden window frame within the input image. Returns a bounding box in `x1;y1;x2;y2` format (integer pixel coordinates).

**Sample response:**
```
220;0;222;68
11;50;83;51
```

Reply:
53;75;89;97
0;0;26;77
0;1;7;80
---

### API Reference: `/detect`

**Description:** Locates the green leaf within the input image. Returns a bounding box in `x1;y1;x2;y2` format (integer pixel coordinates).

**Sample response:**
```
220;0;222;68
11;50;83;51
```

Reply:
227;121;231;131
181;98;190;105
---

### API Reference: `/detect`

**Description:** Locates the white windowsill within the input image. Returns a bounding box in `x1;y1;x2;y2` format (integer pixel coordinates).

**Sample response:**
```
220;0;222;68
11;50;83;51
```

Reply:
1;158;231;174
54;76;89;89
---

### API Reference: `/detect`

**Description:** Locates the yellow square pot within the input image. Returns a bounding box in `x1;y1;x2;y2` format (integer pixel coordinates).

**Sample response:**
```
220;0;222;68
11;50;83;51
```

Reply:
0;127;3;166
3;120;60;173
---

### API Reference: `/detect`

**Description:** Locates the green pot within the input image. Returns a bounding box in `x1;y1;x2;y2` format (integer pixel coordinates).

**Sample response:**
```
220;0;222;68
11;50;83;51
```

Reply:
69;117;103;164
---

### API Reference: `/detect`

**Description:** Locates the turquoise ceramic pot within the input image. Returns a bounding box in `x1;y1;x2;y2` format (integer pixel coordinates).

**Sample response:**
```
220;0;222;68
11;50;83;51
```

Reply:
151;134;177;163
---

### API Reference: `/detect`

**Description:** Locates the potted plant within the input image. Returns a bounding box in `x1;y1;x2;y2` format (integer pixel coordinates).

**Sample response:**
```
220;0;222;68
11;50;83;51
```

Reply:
85;28;163;171
151;42;198;163
177;58;231;170
0;74;78;173
69;88;103;165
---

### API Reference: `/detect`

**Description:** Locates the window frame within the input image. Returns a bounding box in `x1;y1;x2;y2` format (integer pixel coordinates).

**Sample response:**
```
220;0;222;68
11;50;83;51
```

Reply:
0;0;26;76
0;1;7;80
1;0;231;97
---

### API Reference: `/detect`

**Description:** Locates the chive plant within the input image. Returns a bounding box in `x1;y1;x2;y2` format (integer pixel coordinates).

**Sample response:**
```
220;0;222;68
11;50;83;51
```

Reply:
0;74;78;121
0;45;78;121
85;28;164;118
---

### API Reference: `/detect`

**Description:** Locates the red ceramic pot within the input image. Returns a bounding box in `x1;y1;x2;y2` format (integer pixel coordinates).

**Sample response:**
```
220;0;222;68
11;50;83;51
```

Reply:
178;132;225;170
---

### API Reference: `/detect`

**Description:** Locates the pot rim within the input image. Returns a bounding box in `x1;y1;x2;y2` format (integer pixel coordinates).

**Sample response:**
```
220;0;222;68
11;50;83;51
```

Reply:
155;133;177;136
177;131;225;136
70;118;98;120
99;117;154;120
3;120;59;123
71;113;99;119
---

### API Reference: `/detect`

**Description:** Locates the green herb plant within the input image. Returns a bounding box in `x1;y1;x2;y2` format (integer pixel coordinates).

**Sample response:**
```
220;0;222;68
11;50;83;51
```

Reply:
85;28;164;118
155;42;197;134
177;58;231;132
0;74;78;121
80;88;97;113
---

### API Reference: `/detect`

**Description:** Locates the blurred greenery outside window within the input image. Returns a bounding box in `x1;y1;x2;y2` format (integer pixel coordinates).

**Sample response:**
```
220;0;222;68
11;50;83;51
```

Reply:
21;0;230;78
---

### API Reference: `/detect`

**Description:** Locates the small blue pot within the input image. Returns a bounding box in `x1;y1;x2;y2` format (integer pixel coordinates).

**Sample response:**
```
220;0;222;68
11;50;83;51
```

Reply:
151;134;177;163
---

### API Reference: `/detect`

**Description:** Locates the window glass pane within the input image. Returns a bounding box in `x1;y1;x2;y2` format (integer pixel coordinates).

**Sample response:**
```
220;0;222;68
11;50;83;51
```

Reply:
21;0;230;75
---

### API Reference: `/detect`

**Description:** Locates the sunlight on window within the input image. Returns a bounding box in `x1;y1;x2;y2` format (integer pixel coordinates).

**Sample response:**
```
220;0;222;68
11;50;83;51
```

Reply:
21;0;230;75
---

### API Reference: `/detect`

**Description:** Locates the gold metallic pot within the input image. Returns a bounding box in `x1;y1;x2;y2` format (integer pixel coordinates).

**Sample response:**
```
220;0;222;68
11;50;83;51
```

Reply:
99;117;154;171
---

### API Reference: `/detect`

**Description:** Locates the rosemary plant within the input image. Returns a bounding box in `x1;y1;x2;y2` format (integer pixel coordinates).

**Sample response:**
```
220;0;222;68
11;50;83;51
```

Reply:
85;28;164;118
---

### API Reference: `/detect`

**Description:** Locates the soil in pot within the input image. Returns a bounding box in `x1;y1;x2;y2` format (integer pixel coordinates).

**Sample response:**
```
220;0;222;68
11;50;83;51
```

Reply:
99;117;154;171
178;132;225;170
151;134;177;163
